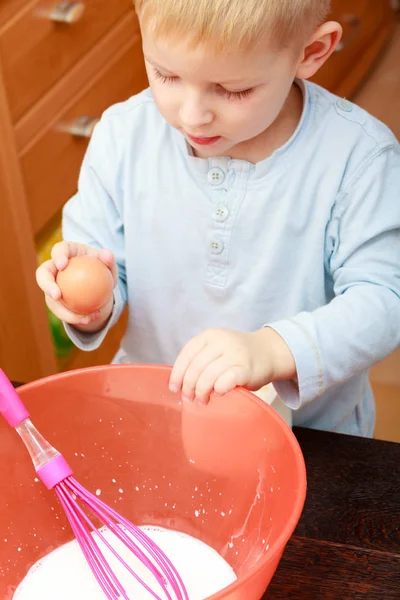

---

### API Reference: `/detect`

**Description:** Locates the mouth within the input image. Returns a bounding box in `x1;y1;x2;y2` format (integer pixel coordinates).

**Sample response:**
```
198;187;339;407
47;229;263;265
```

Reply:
186;133;222;146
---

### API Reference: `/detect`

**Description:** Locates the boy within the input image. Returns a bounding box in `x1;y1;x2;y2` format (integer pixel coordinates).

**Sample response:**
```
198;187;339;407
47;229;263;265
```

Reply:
37;0;400;436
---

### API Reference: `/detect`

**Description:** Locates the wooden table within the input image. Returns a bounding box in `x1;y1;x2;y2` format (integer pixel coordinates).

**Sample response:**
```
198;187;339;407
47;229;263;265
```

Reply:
11;382;400;598
266;427;400;599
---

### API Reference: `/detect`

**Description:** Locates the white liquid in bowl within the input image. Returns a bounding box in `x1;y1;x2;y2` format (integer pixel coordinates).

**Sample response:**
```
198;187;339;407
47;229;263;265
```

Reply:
13;525;237;599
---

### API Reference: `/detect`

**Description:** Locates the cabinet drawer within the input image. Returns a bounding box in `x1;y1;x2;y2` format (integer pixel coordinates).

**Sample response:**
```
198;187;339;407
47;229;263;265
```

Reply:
0;0;135;123
313;0;394;95
20;38;148;234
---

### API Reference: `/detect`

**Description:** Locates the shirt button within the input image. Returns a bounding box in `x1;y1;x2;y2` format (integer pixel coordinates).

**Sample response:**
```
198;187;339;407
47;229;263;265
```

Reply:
207;167;225;186
210;238;224;254
213;206;229;222
337;98;353;112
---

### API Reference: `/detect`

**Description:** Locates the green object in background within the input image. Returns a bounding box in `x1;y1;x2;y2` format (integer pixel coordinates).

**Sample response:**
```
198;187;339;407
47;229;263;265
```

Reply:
47;309;74;358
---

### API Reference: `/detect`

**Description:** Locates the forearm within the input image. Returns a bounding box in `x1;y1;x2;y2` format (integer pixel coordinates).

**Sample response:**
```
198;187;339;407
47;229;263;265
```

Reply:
269;283;400;406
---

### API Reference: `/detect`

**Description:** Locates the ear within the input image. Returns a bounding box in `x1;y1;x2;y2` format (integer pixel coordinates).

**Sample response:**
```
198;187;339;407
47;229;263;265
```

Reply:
296;21;343;80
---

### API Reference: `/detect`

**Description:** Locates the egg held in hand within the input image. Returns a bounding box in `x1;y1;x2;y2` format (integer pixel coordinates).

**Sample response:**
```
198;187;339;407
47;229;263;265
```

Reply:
56;256;114;314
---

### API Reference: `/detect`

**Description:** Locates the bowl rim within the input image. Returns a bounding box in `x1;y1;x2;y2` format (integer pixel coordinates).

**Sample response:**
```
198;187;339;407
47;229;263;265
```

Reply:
17;363;307;598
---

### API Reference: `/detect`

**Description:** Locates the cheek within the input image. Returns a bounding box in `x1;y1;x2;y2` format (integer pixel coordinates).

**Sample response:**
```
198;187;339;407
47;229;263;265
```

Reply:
239;87;289;132
226;100;274;135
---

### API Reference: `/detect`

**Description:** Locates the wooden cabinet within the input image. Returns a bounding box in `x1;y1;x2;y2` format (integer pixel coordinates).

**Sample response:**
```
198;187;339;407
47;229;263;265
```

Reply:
0;1;147;382
0;0;133;122
21;36;147;234
0;0;27;27
313;0;395;96
0;0;396;382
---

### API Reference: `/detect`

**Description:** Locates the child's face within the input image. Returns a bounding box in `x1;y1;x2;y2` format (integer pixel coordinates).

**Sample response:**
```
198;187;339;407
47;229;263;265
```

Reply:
142;29;303;158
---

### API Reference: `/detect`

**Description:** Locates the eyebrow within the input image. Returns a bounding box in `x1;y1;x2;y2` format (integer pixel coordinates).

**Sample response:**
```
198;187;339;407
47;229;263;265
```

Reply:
144;56;175;73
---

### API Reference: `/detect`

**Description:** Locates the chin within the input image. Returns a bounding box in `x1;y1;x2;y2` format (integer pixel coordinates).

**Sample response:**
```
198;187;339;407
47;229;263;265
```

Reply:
196;140;236;158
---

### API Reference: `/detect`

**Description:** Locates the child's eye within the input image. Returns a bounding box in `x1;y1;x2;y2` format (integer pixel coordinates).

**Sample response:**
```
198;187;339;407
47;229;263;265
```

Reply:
152;67;179;84
151;67;253;100
218;87;254;101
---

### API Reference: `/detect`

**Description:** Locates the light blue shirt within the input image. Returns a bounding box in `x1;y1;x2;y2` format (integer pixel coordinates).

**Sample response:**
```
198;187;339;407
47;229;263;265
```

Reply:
63;81;400;437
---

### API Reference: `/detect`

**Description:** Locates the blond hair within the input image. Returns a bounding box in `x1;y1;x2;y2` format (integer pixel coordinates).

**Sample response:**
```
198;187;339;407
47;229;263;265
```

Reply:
134;0;331;50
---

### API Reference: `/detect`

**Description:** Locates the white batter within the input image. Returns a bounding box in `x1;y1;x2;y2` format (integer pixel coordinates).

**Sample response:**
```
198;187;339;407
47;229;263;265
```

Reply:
13;526;237;599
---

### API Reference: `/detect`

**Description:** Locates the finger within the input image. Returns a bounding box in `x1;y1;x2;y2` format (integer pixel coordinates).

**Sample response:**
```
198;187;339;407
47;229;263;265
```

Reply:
51;241;99;270
36;260;61;300
194;356;232;405
214;365;249;396
45;295;101;326
181;347;223;401
169;335;208;393
98;248;118;285
51;241;76;270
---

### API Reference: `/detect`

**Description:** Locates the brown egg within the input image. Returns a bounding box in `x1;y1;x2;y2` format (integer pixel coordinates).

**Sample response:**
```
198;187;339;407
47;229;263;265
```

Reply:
56;256;114;314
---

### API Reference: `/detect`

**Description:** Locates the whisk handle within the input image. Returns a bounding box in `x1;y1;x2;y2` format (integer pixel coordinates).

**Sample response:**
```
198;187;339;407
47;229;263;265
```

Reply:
0;369;30;427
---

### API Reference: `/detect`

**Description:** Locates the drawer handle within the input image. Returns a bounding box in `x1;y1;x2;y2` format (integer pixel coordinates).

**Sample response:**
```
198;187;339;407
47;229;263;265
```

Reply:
49;1;85;24
62;116;99;138
335;15;361;52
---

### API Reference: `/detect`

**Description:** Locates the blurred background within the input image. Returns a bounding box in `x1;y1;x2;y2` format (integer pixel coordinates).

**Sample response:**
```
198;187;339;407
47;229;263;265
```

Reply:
0;0;399;441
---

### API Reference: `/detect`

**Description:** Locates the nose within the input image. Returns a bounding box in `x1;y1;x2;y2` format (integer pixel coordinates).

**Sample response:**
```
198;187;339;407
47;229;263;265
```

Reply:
179;89;213;129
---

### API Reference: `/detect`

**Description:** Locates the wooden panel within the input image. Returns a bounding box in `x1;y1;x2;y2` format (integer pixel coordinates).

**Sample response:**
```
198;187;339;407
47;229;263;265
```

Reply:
372;381;400;444
371;349;400;387
355;22;400;140
292;427;400;553
0;0;134;122
265;536;400;599
313;0;394;96
0;0;27;30
0;56;57;382
15;11;141;151
334;21;394;98
265;427;400;598
20;31;148;235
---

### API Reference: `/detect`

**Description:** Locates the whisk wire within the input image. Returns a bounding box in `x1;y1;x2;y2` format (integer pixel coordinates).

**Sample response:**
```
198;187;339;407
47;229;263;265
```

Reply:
57;481;127;600
70;477;187;600
56;487;116;598
69;478;169;600
57;477;188;600
95;494;188;600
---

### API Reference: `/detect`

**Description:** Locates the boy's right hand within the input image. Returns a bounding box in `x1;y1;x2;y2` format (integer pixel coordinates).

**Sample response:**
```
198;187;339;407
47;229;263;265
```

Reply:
36;241;118;331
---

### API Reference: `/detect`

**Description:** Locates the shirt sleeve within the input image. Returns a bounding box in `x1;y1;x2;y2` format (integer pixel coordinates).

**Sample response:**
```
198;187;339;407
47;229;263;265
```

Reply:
267;145;400;409
61;115;127;351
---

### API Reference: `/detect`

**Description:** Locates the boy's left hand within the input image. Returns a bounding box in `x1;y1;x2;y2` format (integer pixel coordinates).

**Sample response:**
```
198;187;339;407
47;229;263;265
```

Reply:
169;327;296;404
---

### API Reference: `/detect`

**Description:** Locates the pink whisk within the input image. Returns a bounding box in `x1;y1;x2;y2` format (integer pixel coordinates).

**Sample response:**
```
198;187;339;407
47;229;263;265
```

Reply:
0;369;189;600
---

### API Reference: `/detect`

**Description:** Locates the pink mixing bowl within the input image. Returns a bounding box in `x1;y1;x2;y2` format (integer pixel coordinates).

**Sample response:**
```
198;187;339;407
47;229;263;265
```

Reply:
0;364;306;599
